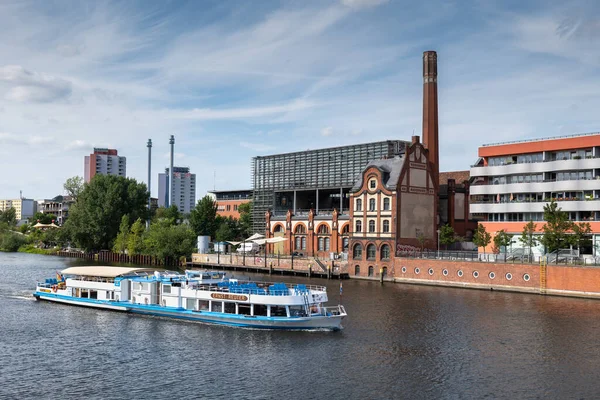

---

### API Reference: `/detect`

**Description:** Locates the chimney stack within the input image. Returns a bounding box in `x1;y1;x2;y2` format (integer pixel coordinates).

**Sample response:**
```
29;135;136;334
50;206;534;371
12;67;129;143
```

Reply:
422;50;439;183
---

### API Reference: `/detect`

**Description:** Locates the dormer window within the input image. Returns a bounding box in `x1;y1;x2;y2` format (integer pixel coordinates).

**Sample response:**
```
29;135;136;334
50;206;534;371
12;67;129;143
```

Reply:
369;179;376;189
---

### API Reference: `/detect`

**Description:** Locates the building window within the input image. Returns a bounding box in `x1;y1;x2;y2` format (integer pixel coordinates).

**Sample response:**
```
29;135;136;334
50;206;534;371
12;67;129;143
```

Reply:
382;220;390;233
383;198;390;211
295;236;306;251
325;237;330;251
353;244;363;259
370;179;376;189
355;265;360;275
342;238;349;251
366;244;376;260
234;205;238;211
356;220;362;233
368;266;374;277
274;224;284;233
382;267;388;277
356;199;362;211
295;224;306;234
381;244;390;260
318;225;329;234
368;220;375;233
226;205;231;211
369;199;376;211
318;237;324;251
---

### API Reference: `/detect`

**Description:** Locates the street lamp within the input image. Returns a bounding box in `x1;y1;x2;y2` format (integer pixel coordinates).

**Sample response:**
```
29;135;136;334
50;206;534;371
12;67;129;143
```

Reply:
437;229;441;259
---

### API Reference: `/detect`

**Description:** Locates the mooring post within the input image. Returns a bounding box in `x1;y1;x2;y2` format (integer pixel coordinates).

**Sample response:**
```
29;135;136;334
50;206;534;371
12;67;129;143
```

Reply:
327;264;331;280
308;264;312;278
380;268;384;283
269;262;273;275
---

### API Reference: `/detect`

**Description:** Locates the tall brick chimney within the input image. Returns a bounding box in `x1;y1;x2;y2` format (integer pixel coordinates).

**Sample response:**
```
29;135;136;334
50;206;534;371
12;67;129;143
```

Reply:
422;50;439;184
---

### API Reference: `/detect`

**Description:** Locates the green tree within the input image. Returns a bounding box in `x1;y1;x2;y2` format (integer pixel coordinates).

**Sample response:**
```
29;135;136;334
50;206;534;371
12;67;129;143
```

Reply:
473;224;492;255
439;224;456;250
570;222;592;253
0;208;17;226
540;200;573;253
215;219;234;242
64;175;149;251
154;205;182;224
143;219;196;263
32;212;57;225
127;218;146;256
416;232;427;251
113;215;130;254
238;202;252;238
493;230;513;260
0;232;28;252
519;221;538;260
64;176;84;201
189;195;218;238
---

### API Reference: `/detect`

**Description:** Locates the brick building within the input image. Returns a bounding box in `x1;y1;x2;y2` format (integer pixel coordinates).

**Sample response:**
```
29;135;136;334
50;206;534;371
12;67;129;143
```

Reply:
208;189;252;219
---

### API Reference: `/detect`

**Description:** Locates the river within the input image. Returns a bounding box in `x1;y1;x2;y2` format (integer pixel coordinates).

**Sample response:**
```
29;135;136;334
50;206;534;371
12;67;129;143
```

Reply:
1;252;600;399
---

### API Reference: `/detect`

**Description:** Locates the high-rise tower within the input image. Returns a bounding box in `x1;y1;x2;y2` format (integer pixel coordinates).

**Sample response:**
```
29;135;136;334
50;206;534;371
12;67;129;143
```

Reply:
422;50;439;183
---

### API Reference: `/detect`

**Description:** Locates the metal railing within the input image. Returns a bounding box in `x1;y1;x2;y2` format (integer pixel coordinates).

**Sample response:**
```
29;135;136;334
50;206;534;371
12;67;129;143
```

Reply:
396;250;600;266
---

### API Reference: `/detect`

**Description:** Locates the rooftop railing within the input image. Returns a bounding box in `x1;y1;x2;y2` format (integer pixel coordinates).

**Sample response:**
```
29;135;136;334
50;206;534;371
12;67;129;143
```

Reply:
481;131;600;147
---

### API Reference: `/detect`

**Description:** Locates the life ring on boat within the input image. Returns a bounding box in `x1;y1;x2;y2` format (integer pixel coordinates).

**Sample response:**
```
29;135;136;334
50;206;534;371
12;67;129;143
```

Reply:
52;285;57;293
144;298;149;305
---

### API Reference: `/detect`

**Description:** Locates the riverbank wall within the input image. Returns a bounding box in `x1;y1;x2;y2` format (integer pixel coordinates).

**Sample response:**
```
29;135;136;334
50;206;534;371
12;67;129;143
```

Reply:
56;250;183;267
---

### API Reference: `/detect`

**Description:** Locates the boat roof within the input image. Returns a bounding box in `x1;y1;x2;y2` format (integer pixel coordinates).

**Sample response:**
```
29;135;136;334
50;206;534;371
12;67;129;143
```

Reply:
60;266;159;278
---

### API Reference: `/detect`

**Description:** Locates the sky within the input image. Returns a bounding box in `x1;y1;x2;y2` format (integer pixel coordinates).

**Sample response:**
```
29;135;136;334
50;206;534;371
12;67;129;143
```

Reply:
0;0;599;200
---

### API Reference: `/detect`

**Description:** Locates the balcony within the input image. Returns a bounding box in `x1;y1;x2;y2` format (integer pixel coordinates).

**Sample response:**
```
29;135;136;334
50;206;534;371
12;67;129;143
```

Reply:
471;157;600;177
470;199;600;214
470;179;600;195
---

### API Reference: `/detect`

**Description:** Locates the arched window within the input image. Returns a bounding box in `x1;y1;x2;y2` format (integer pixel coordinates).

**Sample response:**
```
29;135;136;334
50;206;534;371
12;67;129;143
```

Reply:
369;198;376;211
295;236;301;250
318;237;324;251
368;266;374;277
342;224;349;234
382;267;388;277
295;224;306;234
382;220;390;233
274;224;284;232
353;243;363;259
355;265;360;275
383;198;390;211
318;225;329;234
342;237;349;251
356;199;362;211
367;244;376;260
355;220;362;233
369;220;376;233
324;237;330;251
381;244;390;260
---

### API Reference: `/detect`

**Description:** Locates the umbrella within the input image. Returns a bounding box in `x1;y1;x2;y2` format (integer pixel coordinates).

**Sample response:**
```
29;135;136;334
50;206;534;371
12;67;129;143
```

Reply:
245;233;265;242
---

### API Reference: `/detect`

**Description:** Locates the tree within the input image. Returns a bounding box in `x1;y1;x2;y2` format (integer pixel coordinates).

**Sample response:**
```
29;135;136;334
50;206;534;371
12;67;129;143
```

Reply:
64;176;84;201
143;219;196;263
0;207;17;226
416;232;427;251
32;212;57;225
64;175;149;251
215;218;235;242
189;195;218;238
493;230;513;260
154;205;182;224
238;202;253;238
0;232;28;252
473;224;492;255
540;200;572;253
127;218;146;256
113;215;130;254
519;221;538;261
570;222;592;254
439;224;456;250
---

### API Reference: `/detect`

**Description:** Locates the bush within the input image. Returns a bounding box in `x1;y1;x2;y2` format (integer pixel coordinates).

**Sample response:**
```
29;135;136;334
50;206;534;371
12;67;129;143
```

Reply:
1;232;29;252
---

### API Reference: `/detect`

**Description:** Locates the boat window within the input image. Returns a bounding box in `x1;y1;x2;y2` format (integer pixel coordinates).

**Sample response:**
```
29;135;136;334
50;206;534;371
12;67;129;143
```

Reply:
254;304;268;316
199;300;210;311
238;304;252;315
186;298;195;310
224;302;236;314
211;301;223;312
163;285;171;294
289;306;307;317
271;305;287;317
81;289;89;298
135;282;143;291
89;290;98;299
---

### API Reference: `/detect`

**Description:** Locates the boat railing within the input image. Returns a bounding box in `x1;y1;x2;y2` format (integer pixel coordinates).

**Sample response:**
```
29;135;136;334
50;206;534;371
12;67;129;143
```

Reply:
322;305;346;316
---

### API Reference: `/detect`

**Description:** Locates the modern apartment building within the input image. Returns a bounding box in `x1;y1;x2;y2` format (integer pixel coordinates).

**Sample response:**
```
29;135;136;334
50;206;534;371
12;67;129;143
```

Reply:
0;198;35;222
470;132;600;255
158;167;196;214
208;190;252;219
84;148;127;183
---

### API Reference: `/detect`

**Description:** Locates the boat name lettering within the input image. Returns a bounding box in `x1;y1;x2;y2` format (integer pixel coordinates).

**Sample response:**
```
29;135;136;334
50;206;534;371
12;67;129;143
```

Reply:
39;288;51;293
211;293;248;301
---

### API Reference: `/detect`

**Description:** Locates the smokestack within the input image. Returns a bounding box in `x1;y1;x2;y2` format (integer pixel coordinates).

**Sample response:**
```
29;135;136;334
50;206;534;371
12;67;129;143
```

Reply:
422;50;439;183
169;135;175;208
147;139;152;228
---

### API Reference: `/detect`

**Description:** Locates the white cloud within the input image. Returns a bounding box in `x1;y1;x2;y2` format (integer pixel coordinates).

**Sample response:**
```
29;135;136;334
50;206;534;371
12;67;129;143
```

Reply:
173;99;315;120
340;0;389;9
0;65;72;103
321;126;334;136
64;140;90;151
240;141;276;152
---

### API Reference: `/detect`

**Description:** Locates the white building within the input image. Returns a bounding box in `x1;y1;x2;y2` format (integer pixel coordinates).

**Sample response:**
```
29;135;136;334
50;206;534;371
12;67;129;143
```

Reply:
158;167;196;214
0;198;35;222
84;148;127;183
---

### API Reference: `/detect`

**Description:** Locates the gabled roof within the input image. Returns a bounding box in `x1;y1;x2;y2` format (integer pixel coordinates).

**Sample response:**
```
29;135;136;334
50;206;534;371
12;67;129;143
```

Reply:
350;156;404;192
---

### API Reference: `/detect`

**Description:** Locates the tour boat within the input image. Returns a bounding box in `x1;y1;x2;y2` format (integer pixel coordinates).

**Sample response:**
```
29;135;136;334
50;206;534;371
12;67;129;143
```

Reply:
34;266;347;330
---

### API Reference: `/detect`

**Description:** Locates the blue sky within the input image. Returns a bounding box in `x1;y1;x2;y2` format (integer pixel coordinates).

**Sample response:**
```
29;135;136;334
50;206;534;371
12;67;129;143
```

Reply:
0;0;599;200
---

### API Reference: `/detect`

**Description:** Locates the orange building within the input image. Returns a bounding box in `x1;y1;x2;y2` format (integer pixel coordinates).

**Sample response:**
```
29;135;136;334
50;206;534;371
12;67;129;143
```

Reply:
470;132;600;256
209;190;252;219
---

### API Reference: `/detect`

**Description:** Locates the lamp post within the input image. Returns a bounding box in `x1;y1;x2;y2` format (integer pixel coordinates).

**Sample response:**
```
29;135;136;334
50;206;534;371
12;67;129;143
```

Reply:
437;229;441;259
